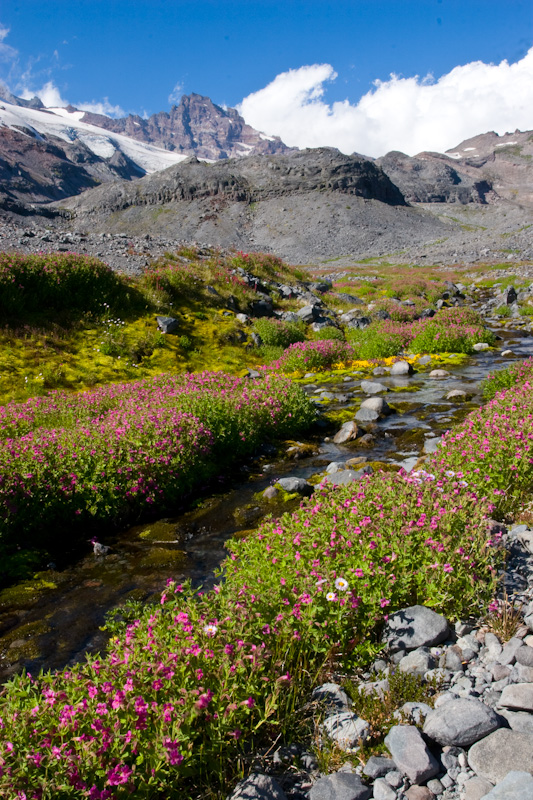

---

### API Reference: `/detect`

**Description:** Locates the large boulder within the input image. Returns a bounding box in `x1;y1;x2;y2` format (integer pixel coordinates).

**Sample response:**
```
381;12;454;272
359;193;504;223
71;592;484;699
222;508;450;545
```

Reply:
384;726;440;783
423;697;502;747
384;605;450;653
468;729;533;784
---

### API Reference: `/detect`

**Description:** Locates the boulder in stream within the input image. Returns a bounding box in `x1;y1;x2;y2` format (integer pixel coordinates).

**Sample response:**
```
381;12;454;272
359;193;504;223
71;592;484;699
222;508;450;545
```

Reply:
333;420;358;444
276;477;314;496
390;361;413;376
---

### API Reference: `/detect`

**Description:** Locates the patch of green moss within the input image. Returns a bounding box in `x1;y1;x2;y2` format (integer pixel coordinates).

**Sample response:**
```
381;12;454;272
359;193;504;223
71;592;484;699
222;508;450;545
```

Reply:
0;576;60;612
135;521;180;543
1;619;51;662
139;548;188;570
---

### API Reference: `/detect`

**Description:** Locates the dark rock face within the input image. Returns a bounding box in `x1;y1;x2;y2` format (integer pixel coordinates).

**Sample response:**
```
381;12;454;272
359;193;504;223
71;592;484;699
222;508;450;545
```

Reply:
376;151;491;204
57;148;406;217
80;93;292;160
0;125;143;209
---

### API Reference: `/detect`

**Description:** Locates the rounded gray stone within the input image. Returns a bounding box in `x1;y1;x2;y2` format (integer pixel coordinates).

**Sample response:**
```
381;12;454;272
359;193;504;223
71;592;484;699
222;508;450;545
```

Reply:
333;420;358;444
423;697;502;747
363;756;396;779
398;647;436;676
447;389;467;400
325;466;373;486
355;407;380;423
481;770;533;799
499;709;533;734
499;683;533;712
360;380;389;395
323;711;370;751
384;605;450;653
276;477;314;496
228;773;287;800
461;776;494;800
468;729;533;784
312;682;350;710
360;396;390;414
429;369;450;378
326;461;347;474
372;779;397;800
390;360;413;375
309;772;371;800
515;646;533;668
384;725;440;783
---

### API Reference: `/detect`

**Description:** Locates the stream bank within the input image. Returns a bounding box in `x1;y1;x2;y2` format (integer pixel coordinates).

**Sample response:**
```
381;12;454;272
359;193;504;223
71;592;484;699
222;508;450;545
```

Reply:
0;317;530;684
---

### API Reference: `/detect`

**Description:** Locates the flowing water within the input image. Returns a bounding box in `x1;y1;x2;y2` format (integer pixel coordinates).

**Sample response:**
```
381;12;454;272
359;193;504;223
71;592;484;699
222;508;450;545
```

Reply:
1;320;532;682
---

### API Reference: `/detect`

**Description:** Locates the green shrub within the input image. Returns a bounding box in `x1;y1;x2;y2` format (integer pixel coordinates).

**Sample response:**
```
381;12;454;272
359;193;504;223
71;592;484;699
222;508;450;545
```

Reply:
252;318;305;347
269;340;355;373
0;253;141;316
481;357;533;400
346;321;409;359
311;326;345;342
494;305;512;317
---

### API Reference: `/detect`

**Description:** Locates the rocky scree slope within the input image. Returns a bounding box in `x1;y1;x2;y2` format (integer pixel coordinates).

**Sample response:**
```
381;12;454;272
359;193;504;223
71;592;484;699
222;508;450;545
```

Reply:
52;148;459;263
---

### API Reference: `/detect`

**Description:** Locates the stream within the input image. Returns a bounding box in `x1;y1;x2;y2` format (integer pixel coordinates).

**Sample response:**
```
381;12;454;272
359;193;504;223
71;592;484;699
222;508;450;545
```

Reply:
1;317;532;683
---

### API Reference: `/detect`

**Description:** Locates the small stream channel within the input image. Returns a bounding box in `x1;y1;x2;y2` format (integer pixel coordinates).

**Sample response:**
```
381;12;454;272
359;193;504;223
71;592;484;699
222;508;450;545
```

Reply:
1;319;532;683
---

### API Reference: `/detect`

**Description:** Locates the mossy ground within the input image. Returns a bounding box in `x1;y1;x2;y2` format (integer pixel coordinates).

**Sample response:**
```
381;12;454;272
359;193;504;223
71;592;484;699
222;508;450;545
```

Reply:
0;307;267;403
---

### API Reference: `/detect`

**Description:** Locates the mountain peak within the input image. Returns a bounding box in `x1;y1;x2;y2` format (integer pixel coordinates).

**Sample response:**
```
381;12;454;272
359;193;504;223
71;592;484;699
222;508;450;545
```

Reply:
78;92;292;160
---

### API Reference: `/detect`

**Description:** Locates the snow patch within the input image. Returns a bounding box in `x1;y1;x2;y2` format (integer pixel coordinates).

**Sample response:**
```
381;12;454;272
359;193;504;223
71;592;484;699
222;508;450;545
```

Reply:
259;132;275;141
0;100;188;174
463;147;477;151
49;107;86;122
495;141;518;146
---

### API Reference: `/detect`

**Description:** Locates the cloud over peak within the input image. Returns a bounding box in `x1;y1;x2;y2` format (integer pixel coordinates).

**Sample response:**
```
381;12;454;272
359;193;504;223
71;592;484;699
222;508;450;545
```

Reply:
238;49;533;158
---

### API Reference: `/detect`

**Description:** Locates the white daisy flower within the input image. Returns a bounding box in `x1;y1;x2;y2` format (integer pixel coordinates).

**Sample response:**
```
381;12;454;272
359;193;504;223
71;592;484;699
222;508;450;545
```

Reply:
203;624;218;636
335;577;350;592
326;592;337;602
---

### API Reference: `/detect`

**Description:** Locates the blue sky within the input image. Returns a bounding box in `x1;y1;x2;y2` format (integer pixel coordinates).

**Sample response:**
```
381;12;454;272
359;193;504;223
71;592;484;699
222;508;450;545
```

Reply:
1;1;532;155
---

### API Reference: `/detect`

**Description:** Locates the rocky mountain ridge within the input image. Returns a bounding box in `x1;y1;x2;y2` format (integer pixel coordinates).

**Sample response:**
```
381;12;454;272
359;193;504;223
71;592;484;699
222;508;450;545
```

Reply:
79;92;292;160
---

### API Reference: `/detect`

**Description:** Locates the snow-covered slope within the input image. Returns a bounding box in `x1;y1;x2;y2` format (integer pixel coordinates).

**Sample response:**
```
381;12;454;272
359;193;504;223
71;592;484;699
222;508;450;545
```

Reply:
0;100;188;174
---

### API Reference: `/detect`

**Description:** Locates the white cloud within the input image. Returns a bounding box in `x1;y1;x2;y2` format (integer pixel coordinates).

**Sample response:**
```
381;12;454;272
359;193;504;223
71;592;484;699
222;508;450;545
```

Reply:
20;81;124;117
0;23;17;63
238;50;533;157
76;98;125;117
168;81;184;106
20;80;68;107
